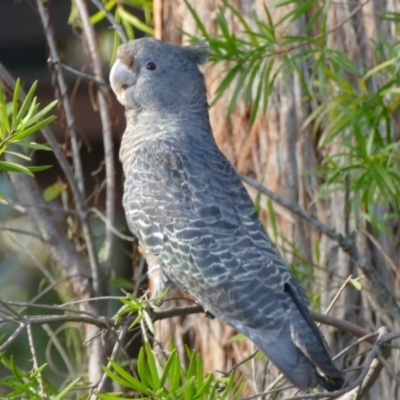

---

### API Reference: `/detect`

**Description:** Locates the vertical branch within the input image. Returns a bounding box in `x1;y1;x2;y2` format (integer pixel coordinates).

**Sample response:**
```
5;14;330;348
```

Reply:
35;0;85;196
27;324;45;399
74;0;116;277
35;0;102;297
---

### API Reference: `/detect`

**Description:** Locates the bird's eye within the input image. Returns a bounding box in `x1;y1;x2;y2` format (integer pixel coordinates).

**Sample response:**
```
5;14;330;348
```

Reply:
146;62;156;71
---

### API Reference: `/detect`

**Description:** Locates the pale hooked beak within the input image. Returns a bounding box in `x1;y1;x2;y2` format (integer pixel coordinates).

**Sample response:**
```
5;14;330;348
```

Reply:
109;59;136;107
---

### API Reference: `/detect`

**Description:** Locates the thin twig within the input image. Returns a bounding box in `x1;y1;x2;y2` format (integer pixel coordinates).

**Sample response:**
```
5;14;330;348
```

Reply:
6;301;97;318
0;323;25;352
322;275;353;318
0;199;134;242
90;0;128;43
0;298;26;321
42;324;76;378
310;310;372;341
333;331;380;361
4;227;56;283
362;227;400;281
217;350;258;377
27;324;45;399
377;354;400;386
89;207;134;242
47;59;110;87
344;174;350;236
93;325;128;396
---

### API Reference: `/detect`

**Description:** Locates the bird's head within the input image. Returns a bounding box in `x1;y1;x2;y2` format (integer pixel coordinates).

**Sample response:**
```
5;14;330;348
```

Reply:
109;38;209;114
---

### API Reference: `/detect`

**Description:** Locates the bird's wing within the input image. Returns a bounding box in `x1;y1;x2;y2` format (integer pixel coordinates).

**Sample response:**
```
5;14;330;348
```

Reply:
123;134;309;330
123;133;344;391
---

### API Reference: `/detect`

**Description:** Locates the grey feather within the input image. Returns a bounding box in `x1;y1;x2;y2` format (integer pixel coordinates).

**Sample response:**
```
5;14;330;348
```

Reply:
110;37;344;392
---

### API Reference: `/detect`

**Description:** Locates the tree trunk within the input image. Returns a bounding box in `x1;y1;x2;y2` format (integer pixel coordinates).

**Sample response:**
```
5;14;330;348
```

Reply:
152;1;400;398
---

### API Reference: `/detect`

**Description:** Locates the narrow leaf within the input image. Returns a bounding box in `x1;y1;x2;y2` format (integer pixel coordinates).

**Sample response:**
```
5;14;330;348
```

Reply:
10;116;57;141
15;81;38;128
0;160;33;175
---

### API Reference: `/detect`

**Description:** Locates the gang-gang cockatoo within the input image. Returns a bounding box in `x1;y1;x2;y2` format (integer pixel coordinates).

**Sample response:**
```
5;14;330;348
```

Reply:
109;37;344;392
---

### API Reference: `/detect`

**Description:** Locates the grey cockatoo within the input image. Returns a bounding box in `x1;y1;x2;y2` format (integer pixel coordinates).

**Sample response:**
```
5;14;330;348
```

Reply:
110;37;344;392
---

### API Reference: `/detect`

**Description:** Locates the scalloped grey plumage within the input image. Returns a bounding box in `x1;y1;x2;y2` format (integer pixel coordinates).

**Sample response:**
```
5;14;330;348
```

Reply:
110;37;344;392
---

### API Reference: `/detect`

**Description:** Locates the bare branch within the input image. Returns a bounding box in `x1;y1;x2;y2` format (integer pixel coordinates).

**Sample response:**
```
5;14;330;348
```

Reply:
322;275;353;318
47;59;110;88
335;329;392;400
35;0;102;296
0;323;25;352
74;0;117;279
35;0;85;196
27;324;45;398
0;300;376;344
93;325;129;395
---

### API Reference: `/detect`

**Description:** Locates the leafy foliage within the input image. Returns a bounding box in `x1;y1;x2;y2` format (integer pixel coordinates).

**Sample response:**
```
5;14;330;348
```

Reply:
0;79;55;183
0;353;84;400
115;290;169;334
97;342;244;400
184;0;400;232
69;0;154;61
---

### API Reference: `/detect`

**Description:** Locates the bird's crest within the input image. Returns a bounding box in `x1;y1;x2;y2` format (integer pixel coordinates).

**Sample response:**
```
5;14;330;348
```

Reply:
183;41;209;65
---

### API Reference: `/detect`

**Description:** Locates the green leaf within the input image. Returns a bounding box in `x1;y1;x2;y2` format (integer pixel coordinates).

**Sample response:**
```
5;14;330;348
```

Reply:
10;115;56;141
104;359;148;393
0;160;33;176
144;342;160;388
11;78;21;124
0;84;11;137
54;378;81;400
362;58;395;82
227;333;247;343
168;348;181;393
11;140;52;151
90;0;116;24
27;165;52;173
224;0;259;47
227;62;253;115
249;64;263;125
350;279;362;291
212;64;242;106
137;346;152;388
21;99;58;128
266;198;278;240
173;376;195;397
117;7;154;36
3;150;31;161
159;349;177;388
97;392;143;400
109;277;136;290
185;348;197;380
14;81;38;129
183;0;209;39
43;182;67;202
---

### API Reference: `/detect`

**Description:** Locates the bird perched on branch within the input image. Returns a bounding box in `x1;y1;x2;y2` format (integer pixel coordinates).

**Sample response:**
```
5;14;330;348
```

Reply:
110;37;344;392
